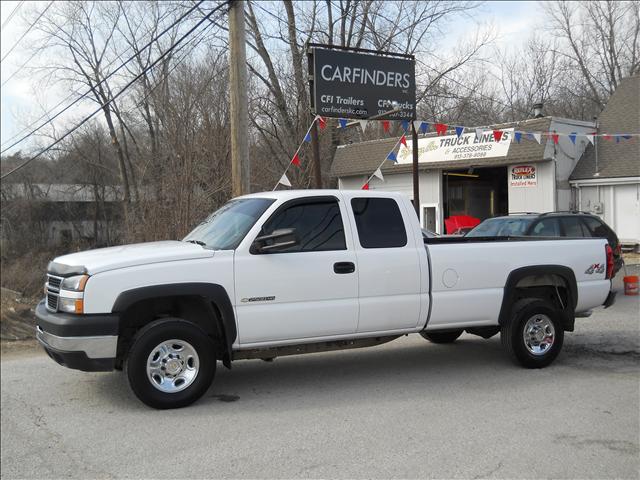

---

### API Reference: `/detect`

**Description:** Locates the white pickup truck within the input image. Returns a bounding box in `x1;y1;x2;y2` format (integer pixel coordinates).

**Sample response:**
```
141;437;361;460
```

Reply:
36;190;616;408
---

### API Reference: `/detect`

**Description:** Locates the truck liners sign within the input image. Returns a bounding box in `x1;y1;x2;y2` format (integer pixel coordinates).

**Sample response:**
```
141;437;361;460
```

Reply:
310;46;416;120
397;129;514;164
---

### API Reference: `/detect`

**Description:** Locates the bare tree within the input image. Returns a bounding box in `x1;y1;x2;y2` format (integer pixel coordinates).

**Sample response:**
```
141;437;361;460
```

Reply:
544;0;640;113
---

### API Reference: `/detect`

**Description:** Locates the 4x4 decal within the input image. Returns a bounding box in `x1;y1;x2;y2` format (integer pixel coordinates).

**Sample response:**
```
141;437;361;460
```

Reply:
585;263;605;275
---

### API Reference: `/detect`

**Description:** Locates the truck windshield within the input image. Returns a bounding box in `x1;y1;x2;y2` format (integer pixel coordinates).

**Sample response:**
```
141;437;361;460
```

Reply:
466;217;534;237
183;198;275;250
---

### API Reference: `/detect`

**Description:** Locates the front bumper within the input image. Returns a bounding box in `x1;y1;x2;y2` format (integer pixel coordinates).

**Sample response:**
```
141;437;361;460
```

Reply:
35;300;119;372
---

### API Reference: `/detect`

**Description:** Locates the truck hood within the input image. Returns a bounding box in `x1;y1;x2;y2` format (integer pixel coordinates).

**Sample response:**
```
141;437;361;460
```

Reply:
50;241;214;275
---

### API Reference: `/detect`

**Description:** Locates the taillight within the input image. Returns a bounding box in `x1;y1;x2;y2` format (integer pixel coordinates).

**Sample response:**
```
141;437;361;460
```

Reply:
605;244;614;279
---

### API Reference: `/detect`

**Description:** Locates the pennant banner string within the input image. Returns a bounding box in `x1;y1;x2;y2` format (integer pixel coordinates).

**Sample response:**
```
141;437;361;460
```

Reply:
362;133;406;189
273;115;322;190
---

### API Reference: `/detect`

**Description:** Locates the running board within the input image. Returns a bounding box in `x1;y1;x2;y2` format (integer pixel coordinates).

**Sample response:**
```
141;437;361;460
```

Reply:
232;335;400;361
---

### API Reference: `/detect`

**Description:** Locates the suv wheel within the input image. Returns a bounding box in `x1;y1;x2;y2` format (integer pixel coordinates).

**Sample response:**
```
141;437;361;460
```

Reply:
501;298;564;368
125;318;216;409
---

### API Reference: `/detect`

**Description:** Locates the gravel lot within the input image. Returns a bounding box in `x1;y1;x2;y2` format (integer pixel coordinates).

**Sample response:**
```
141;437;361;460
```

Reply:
1;267;638;479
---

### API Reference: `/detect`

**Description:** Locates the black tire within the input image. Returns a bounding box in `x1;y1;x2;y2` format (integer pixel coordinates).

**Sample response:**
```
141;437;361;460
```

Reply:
125;318;216;409
420;330;463;344
501;298;564;368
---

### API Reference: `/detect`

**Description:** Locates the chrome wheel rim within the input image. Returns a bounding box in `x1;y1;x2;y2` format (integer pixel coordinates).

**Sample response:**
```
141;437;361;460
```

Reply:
146;339;199;393
523;314;555;356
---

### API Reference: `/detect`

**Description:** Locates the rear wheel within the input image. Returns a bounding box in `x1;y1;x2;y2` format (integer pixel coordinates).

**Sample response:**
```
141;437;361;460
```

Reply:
125;318;216;409
501;298;564;368
420;330;463;344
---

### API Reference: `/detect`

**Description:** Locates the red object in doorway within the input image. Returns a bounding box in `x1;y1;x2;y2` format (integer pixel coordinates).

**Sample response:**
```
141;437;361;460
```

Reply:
445;215;481;235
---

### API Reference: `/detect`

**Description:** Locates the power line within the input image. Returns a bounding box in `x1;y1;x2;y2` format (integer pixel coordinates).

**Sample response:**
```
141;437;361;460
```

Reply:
0;1;53;63
1;1;230;180
1;1;25;30
118;12;225;119
0;0;206;155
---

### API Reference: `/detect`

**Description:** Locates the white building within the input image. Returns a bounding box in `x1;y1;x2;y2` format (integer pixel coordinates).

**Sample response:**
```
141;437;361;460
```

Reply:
570;75;640;249
332;116;596;235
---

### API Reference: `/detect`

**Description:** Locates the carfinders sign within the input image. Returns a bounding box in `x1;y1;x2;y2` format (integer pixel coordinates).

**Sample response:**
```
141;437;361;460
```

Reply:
397;129;514;164
310;46;415;120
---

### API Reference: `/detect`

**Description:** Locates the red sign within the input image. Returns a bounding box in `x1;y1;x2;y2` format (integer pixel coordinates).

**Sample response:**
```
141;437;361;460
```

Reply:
510;165;537;187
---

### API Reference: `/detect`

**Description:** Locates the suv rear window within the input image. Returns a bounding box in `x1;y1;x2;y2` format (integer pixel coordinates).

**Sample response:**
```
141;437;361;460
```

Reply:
530;218;561;236
562;217;591;237
351;198;407;248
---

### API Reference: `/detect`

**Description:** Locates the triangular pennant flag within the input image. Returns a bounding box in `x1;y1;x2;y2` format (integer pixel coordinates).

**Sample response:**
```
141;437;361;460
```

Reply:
413;120;422;133
435;123;448;135
514;131;522;143
551;133;559;144
278;173;291;187
386;151;397;162
400;135;408;147
586;133;595;145
359;120;369;131
291;152;300;167
338;118;348;129
304;132;311;143
373;168;384;181
401;120;410;131
528;132;541;144
603;134;613;141
475;128;485;140
317;116;327;130
382;120;390;133
361;182;369;190
621;134;632;140
615;135;621;143
568;132;577;144
493;130;503;142
455;126;464;138
420;122;429;134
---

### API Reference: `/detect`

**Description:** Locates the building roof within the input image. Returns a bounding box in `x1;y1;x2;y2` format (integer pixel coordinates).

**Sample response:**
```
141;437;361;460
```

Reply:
570;75;640;180
331;117;553;178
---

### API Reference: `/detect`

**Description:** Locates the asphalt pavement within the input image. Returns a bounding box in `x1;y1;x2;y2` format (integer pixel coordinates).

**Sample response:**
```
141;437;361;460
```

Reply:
1;267;639;479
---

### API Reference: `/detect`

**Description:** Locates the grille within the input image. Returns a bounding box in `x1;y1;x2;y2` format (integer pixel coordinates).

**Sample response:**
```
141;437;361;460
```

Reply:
47;275;62;292
46;292;58;311
45;274;63;312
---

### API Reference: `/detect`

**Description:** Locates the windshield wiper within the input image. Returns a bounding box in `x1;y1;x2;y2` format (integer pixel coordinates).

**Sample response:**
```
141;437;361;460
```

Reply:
185;239;206;247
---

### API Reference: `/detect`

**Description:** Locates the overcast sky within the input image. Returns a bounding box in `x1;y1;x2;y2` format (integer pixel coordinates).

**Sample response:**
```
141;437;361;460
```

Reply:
0;1;540;155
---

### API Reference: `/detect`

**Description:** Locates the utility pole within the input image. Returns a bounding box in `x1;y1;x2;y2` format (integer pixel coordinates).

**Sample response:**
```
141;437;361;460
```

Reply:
229;0;250;196
412;122;420;217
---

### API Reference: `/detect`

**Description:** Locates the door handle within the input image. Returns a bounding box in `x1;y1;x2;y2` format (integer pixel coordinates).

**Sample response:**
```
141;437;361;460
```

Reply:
334;262;355;274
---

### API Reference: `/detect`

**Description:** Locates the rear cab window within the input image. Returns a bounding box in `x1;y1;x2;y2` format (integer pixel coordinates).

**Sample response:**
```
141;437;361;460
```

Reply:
351;197;407;248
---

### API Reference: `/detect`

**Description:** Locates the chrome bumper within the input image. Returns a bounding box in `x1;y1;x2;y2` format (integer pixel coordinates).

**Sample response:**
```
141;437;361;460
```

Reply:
36;326;117;359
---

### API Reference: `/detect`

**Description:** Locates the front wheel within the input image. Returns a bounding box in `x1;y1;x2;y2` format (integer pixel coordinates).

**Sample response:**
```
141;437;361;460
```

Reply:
125;318;216;409
501;298;564;368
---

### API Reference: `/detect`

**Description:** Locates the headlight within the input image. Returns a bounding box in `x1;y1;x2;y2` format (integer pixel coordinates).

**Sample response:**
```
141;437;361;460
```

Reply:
61;275;89;292
58;297;84;314
57;275;88;314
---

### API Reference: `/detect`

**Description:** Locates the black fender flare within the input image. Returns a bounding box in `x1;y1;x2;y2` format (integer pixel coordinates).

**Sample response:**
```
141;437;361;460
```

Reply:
498;265;578;329
112;283;236;367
